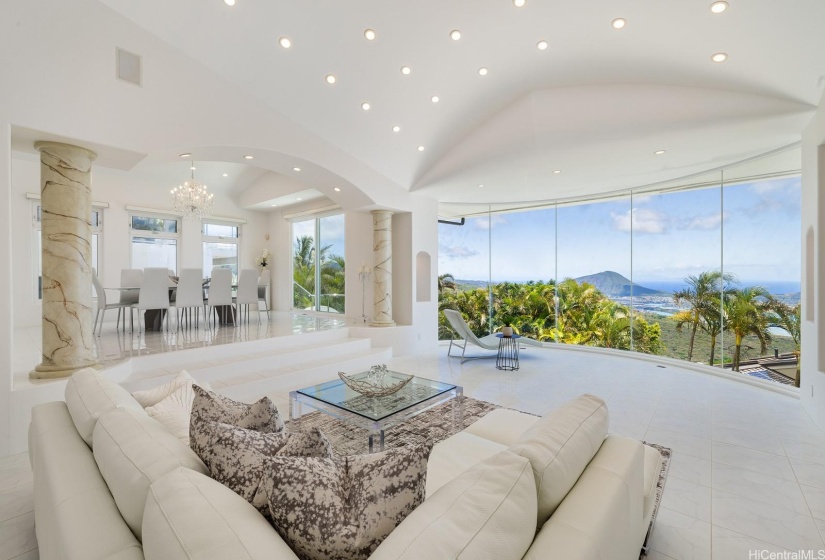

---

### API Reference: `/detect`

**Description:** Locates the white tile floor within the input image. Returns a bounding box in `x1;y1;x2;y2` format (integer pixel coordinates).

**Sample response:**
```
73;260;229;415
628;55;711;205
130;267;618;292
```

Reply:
3;337;825;559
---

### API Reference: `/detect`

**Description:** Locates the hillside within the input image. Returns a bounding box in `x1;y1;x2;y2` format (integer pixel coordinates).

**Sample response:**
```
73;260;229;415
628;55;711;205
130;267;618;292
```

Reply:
574;271;662;298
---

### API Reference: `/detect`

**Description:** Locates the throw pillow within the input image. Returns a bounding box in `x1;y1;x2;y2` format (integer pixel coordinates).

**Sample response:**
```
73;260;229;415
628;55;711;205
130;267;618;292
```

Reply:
259;441;433;560
132;370;200;408
193;421;333;516
144;380;209;443
189;385;283;457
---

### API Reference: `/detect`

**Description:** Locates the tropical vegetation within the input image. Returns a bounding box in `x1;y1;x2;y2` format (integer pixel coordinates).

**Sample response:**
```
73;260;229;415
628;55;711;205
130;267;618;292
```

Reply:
438;270;801;386
293;235;345;313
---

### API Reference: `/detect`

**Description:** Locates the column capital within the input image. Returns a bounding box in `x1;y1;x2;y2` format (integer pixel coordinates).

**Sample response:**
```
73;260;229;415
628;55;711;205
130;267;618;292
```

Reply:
34;141;97;167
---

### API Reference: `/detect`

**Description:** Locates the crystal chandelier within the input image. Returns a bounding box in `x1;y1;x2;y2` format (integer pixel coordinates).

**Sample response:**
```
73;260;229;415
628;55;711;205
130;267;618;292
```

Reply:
171;163;214;221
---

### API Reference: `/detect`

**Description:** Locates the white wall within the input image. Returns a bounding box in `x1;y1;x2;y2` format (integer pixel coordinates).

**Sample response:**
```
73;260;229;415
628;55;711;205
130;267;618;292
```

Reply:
801;89;825;428
10;151;270;328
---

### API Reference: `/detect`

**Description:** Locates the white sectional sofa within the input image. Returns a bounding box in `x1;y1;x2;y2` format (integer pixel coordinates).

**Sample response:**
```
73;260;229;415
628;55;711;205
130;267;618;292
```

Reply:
29;370;662;560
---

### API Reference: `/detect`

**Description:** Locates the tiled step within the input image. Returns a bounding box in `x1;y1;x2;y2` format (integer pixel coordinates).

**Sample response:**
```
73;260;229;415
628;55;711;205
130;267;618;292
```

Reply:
127;328;351;375
215;346;393;404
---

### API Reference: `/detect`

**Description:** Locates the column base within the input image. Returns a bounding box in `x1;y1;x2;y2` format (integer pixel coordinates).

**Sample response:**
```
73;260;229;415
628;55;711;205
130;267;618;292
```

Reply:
369;320;396;328
30;361;102;380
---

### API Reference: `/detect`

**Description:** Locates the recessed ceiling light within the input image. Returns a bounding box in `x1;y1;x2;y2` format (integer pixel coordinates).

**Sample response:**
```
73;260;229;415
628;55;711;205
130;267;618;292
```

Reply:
450;30;462;41
514;0;526;7
537;40;548;50
417;146;425;152
296;197;303;201
431;95;440;103
553;170;561;174
190;166;196;171
478;67;488;76
179;153;191;158
224;0;235;5
654;150;666;155
222;173;228;177
334;187;341;192
361;102;371;111
279;37;291;49
711;52;728;63
710;1;728;13
271;204;277;207
612;18;627;29
244;155;254;160
392;125;400;132
401;66;411;75
293;167;301;172
478;184;484;188
364;29;376;41
325;74;336;84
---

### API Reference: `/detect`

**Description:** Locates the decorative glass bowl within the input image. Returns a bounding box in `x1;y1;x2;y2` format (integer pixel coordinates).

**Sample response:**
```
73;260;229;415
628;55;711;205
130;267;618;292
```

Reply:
338;365;413;397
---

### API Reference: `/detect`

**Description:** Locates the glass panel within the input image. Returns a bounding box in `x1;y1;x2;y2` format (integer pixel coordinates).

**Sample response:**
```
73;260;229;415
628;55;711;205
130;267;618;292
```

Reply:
91;233;99;275
131;215;177;233
437;213;492;340
90;210;100;228
722;173;801;384
319;214;345;313
556;196;632;350
292;219;316;310
203;223;239;238
489;208;556;341
203;242;238;283
631;179;722;364
35;230;42;300
131;237;177;272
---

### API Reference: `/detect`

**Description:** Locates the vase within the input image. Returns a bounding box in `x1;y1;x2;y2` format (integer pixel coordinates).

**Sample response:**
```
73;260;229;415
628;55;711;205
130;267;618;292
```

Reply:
502;326;514;337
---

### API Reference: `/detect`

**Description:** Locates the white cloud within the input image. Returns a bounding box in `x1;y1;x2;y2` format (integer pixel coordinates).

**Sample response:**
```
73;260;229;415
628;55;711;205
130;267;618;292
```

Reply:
682;212;724;231
440;243;479;260
611;208;668;234
473;215;507;230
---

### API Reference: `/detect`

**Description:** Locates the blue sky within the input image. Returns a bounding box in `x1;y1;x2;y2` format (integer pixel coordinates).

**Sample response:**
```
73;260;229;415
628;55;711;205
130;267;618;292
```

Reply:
293;214;346;261
438;177;801;289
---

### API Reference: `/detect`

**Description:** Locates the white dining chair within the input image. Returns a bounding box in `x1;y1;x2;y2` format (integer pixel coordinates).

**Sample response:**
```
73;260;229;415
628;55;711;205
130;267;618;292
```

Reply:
120;268;143;329
132;267;172;332
258;273;271;321
174;268;206;329
234;269;261;324
92;269;131;336
206;268;236;327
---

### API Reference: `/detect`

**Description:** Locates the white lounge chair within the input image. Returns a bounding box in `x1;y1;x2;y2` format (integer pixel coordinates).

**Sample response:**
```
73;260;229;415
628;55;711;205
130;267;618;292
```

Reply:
442;309;543;363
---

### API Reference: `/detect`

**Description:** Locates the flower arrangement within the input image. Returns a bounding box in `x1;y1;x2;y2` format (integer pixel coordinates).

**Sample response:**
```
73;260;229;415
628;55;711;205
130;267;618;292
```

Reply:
256;249;272;270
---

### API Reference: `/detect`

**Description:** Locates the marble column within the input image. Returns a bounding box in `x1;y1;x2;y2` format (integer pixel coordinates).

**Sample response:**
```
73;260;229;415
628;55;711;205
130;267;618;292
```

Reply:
370;210;395;327
31;141;99;379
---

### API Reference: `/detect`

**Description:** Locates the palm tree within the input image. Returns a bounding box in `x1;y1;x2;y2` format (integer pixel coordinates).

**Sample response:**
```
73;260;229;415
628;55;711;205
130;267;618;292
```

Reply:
673;271;734;362
725;286;773;371
438;274;457;294
769;302;801;387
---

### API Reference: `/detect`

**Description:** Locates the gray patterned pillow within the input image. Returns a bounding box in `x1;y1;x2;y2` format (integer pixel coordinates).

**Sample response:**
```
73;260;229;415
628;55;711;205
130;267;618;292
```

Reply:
193;421;333;516
189;385;283;457
259;441;433;560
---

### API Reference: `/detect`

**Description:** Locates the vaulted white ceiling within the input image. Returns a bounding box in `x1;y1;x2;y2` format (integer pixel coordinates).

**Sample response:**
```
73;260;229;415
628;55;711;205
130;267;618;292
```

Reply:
98;0;825;204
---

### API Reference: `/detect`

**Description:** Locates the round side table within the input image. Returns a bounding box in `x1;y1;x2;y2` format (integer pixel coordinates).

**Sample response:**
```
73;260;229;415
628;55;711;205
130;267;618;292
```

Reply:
496;333;520;371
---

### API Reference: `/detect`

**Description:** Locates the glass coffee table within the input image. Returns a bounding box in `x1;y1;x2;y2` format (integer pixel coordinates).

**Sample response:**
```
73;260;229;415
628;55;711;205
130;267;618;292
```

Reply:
289;371;463;453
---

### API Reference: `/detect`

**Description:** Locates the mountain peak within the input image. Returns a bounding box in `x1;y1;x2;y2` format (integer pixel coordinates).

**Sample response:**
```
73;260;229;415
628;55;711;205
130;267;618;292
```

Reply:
574;271;661;297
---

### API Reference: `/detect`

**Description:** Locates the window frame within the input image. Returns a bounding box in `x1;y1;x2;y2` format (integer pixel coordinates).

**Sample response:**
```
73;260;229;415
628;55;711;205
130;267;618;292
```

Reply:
129;211;180;273
202;218;241;282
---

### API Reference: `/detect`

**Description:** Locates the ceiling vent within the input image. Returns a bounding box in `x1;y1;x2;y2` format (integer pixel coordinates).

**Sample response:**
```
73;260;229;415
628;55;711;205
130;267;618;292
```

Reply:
116;48;142;87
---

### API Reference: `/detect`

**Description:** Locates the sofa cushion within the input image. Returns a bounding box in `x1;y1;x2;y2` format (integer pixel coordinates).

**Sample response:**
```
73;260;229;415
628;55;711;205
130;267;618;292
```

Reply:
64;367;145;448
93;407;208;541
508;393;609;527
463;408;540;447
260;441;433;560
193;421;333;515
426;431;507;497
189;386;283;456
371;450;536;560
143;467;299;560
30;401;144;560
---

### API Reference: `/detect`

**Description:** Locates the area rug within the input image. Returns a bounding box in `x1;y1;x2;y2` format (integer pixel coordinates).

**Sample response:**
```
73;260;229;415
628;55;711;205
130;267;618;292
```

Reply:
285;396;670;557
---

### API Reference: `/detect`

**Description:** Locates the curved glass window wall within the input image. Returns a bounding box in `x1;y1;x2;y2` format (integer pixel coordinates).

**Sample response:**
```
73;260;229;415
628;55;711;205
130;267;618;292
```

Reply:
437;148;802;387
